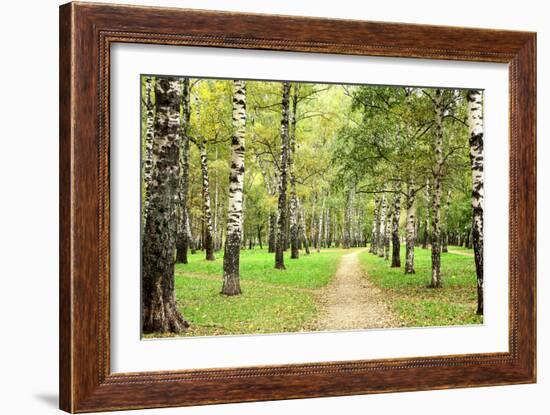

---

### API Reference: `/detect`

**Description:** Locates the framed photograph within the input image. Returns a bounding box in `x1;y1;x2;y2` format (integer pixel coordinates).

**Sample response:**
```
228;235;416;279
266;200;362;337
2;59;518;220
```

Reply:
59;2;536;412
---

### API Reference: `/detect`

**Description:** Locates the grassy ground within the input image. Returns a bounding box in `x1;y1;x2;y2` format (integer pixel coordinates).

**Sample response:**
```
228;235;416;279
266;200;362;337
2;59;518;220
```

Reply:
166;248;347;337
358;245;482;327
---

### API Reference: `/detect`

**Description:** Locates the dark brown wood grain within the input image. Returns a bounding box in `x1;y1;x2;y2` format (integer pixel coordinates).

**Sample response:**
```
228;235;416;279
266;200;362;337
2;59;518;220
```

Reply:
59;2;536;412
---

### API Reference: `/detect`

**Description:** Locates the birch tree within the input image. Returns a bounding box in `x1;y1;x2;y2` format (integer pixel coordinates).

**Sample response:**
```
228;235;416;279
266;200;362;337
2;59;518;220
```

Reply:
467;89;484;314
275;82;291;269
429;89;444;288
176;78;191;264
390;184;402;267
404;179;416;273
289;84;300;259
378;193;387;257
222;80;247;295
142;76;155;225
142;77;189;334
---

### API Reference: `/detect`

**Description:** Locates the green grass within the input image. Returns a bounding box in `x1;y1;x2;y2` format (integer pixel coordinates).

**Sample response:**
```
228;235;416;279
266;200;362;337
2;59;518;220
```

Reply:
163;248;347;337
358;246;483;327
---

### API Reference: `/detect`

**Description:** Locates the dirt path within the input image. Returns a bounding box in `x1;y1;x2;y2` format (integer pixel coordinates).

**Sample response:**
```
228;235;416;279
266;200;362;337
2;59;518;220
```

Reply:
316;248;399;331
447;249;474;257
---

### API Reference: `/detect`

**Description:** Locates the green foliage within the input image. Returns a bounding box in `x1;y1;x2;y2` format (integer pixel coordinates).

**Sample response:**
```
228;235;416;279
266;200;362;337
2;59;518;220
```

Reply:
358;246;483;327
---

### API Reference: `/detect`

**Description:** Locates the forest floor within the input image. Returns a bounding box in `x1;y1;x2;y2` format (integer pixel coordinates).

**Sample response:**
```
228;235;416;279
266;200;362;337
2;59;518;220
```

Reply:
316;248;400;331
358;246;482;327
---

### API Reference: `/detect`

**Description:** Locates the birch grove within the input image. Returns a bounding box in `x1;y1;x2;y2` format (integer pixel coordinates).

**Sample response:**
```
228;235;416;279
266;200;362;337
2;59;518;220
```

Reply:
140;76;485;334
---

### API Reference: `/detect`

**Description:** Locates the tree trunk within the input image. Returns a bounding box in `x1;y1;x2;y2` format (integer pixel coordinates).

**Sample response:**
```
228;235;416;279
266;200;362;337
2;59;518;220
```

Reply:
268;212;276;253
222;80;247;296
405;179;416;274
275;82;291;269
343;189;352;249
142;76;189;334
378;193;387;257
430;89;444;288
289;84;300;259
176;78;191;264
384;207;391;260
298;198;310;255
391;184;402;267
442;189;451;253
324;205;331;249
467;89;484;315
422;178;430;249
370;196;380;254
198;141;215;261
142;76;155;226
316;193;326;253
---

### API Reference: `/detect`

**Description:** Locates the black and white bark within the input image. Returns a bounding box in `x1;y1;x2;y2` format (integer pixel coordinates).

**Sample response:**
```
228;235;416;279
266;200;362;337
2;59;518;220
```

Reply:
289;84;300;259
391;184;402;267
404;179;416;274
384;205;391;260
442;189;452;253
275;82;291;270
142;76;155;225
298;198;310;255
467;89;484;315
422;178;430;249
370;196;380;254
430;89;444;289
316;193;326;253
222;80;247;296
176;78;191;264
343;189;353;249
142;77;189;334
198;141;215;261
378;193;387;257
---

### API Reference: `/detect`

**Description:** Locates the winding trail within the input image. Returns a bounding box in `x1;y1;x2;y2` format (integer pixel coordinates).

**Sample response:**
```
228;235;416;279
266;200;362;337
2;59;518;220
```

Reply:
316;248;399;331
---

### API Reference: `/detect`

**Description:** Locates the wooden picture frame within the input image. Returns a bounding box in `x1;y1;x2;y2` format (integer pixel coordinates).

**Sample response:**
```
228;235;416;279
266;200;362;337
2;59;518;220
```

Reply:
59;2;536;412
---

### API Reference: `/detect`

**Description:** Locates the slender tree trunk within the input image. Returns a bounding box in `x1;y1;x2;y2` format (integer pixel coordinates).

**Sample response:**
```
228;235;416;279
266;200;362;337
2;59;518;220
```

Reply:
298;198;310;255
442;189;451;253
289;84;300;259
222;80;247;295
176;78;191;264
378;193;387;257
213;148;220;251
384;207;391;260
343;189;352;249
391;184;402;267
275;82;290;269
405;179;416;274
430;89;444;288
325;205;331;249
467;89;485;315
317;193;326;253
268;213;276;253
142;76;155;226
422;178;430;249
142;77;189;334
370;196;380;253
198;142;215;260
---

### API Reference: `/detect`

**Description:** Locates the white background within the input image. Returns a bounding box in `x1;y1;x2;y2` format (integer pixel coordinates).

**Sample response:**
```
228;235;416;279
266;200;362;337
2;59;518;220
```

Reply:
111;45;509;372
0;0;546;414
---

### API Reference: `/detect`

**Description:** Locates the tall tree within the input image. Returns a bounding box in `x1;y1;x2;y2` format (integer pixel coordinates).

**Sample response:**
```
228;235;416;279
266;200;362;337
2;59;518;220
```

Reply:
429;89;444;288
275;82;291;269
370;195;380;254
222;80;247;295
377;192;387;257
289;84;300;259
142;77;189;333
391;184;402;267
404;178;417;274
298;198;311;254
176;78;191;264
142;76;155;225
467;89;484;315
